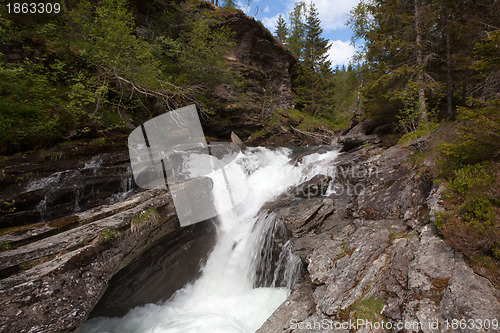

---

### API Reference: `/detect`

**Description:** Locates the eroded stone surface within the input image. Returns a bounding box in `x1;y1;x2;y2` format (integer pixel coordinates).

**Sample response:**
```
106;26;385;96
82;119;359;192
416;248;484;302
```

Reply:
0;189;215;333
260;144;500;332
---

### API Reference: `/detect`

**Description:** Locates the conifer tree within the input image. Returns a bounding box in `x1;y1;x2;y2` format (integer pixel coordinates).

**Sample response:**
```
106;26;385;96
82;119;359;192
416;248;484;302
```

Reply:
275;14;288;44
287;1;306;60
303;2;331;70
294;2;332;116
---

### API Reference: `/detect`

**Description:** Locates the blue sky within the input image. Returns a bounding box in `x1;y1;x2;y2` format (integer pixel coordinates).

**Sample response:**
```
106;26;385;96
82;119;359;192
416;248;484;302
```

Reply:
237;0;362;67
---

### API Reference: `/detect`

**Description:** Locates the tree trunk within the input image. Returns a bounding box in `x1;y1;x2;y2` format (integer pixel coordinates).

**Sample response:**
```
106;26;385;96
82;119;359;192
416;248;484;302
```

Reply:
415;0;428;124
445;10;454;119
354;72;364;116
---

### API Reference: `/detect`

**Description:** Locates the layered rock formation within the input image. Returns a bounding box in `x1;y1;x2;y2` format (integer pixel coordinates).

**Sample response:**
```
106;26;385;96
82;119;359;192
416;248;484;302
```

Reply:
1;135;499;332
258;143;500;332
0;188;216;332
0;136;135;229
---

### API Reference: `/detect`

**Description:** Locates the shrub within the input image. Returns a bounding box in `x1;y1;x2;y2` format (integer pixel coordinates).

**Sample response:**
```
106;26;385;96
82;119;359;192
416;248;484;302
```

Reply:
436;162;499;261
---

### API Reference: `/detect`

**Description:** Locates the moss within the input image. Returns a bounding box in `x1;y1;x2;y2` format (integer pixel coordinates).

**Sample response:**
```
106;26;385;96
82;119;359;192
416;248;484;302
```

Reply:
131;208;160;232
350;297;385;324
101;228;118;242
1;200;16;213
132;208;159;224
389;231;407;239
91;137;107;145
250;129;267;138
334;242;355;263
19;261;34;270
389;230;418;240
0;241;11;250
431;277;450;291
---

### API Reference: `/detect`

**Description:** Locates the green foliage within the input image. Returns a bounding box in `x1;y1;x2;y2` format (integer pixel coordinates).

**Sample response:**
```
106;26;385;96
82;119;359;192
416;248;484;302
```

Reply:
258;108;348;140
350;297;385;323
0;61;69;153
132;208;159;225
275;2;346;120
330;65;364;124
101;228;118;241
287;2;306;60
437;99;500;169
69;0;161;88
0;241;11;250
348;0;498;127
447;163;496;225
435;162;499;260
396;93;440;145
19;261;32;270
275;14;288;44
0;0;238;154
176;15;235;85
303;2;330;70
1;200;16;213
131;208;160;232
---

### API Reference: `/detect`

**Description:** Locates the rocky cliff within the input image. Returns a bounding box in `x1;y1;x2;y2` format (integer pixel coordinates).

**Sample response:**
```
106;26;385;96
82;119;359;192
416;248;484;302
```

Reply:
0;187;216;332
258;138;500;332
1;133;499;332
0;4;297;230
200;10;297;140
0;6;301;330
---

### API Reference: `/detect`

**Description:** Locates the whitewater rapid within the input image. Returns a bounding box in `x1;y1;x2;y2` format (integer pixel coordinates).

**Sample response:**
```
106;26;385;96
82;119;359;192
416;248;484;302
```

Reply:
80;147;338;333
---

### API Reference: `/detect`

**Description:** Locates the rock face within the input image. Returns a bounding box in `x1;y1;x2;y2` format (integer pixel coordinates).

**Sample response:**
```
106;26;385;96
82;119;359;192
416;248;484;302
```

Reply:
0;189;216;332
200;10;297;141
258;144;500;332
0;137;136;229
1;137;499;332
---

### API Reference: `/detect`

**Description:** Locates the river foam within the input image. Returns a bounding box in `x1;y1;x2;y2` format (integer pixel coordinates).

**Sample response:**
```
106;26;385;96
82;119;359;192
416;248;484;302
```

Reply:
80;147;338;333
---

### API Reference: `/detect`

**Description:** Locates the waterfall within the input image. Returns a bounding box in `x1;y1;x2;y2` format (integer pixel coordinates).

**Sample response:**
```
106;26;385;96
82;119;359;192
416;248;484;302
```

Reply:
80;147;338;333
109;166;135;204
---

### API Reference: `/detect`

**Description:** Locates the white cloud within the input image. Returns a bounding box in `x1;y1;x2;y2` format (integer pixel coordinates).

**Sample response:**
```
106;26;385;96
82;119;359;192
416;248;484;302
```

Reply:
260;0;360;35
328;40;356;66
261;13;281;33
312;0;361;31
262;6;270;13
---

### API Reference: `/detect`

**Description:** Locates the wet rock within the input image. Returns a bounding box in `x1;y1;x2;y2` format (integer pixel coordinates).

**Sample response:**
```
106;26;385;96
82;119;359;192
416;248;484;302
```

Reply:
259;144;500;332
0;188;216;332
336;123;381;153
90;219;216;318
295;175;332;198
0;138;136;229
274;197;335;238
231;131;247;152
256;275;316;333
338;136;365;152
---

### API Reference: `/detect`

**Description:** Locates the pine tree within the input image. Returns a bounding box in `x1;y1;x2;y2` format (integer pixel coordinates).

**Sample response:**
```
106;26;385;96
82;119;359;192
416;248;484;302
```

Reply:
287;1;306;60
275;14;288;44
348;0;498;128
294;2;332;116
348;0;439;133
303;2;331;70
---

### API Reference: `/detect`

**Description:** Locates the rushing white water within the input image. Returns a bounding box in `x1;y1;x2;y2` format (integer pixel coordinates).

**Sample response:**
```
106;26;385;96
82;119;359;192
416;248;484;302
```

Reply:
80;147;338;333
